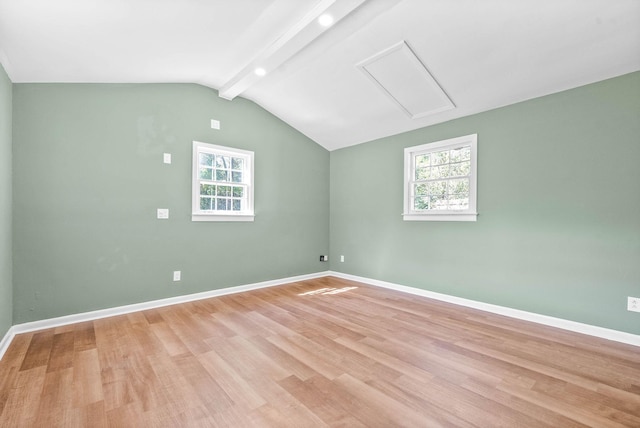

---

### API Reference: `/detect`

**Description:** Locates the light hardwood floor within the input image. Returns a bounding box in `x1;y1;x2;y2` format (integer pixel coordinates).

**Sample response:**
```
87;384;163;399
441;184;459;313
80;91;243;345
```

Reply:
0;276;639;427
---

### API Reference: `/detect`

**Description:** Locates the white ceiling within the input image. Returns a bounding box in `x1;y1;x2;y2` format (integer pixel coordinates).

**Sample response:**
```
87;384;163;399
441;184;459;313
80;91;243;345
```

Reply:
1;0;638;151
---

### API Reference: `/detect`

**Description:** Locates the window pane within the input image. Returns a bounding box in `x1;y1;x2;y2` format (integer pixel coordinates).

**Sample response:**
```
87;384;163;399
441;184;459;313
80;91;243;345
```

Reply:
217;198;230;210
217;186;231;196
461;146;471;161
200;197;212;210
200;184;215;196
448;197;469;210
199;153;214;166
449;148;463;163
415;167;430;181
427;181;447;195
216;155;230;169
448;178;469;196
233;186;243;197
437;165;450;178
415;154;430;168
414;183;428;196
429;194;447;210
232;199;241;211
432;150;449;165
232;158;244;170
450;161;470;177
232;171;242;183
200;167;213;180
450;146;471;163
414;196;429;210
216;170;229;181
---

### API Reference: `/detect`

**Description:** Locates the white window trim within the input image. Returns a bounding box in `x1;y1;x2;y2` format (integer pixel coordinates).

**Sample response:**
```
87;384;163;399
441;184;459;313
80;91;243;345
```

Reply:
403;134;478;222
192;141;254;222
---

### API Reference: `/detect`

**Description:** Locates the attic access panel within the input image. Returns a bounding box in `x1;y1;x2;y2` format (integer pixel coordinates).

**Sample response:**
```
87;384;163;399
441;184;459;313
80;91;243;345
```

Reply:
358;40;455;119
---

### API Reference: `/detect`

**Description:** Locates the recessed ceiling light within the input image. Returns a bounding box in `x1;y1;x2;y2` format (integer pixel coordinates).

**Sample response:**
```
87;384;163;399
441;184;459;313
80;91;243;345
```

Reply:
318;14;334;27
254;67;266;76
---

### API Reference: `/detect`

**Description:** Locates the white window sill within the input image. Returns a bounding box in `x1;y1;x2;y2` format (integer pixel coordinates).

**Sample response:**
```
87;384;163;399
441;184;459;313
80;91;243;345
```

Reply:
192;213;255;222
403;212;477;222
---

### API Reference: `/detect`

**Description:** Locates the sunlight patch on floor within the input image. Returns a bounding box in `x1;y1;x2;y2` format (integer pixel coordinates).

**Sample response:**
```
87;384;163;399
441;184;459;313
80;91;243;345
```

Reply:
298;287;358;296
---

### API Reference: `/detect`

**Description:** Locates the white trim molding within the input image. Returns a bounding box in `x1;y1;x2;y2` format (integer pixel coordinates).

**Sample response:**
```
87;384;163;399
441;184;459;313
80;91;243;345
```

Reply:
2;270;638;361
0;271;330;361
329;271;640;347
0;325;18;361
192;141;255;222
403;133;478;222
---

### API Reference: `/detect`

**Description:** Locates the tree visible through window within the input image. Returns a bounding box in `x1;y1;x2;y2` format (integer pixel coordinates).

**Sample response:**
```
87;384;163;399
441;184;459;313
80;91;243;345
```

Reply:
403;134;477;221
192;141;254;222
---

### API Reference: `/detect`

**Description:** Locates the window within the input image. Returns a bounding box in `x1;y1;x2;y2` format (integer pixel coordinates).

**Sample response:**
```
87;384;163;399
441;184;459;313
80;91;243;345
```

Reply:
403;134;477;221
192;141;254;222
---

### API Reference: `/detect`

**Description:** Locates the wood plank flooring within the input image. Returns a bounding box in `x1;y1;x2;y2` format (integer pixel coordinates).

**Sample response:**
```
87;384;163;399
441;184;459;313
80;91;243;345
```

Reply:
0;276;639;427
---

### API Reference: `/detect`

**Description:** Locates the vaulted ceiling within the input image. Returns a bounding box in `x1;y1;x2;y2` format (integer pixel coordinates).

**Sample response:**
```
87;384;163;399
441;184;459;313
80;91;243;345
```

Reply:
1;0;638;150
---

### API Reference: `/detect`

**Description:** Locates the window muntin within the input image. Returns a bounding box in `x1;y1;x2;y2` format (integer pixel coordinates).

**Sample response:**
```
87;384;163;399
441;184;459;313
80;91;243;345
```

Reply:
404;134;477;221
192;141;254;222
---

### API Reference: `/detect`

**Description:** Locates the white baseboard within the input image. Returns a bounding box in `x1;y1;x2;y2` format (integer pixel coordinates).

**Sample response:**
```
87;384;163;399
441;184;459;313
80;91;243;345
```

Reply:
0;325;17;361
2;269;637;361
329;271;640;347
0;271;331;360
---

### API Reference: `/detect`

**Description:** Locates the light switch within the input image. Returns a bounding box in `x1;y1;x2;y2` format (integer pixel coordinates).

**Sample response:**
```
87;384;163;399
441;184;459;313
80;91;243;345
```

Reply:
163;153;172;164
211;119;220;130
157;208;169;219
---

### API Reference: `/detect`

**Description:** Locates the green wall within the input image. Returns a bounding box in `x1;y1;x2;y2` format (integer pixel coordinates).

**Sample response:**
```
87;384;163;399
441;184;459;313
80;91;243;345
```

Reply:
12;83;329;323
0;63;12;338
330;72;640;335
6;73;640;336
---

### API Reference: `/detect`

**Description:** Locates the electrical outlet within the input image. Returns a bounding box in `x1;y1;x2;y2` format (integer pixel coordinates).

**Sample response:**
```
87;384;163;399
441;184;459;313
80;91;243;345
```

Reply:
173;271;181;281
628;297;640;312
